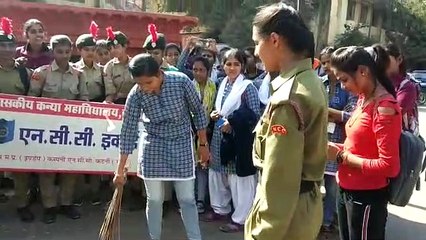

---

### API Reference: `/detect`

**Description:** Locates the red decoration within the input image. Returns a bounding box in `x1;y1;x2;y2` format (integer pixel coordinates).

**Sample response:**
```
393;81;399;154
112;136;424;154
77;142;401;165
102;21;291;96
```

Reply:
148;23;158;43
89;21;99;38
1;17;13;35
106;26;115;40
271;125;287;136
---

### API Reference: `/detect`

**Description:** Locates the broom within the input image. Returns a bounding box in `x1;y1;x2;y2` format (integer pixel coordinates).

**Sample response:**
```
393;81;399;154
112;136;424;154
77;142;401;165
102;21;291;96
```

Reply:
99;184;124;240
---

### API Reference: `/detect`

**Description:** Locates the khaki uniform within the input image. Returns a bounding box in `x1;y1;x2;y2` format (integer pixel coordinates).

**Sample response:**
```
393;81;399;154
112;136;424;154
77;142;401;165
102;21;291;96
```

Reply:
0;66;32;208
28;60;89;208
103;56;134;102
245;59;328;240
73;59;104;102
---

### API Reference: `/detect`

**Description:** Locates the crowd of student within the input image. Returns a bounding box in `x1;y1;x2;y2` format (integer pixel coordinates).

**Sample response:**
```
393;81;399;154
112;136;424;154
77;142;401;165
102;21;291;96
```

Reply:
0;2;421;240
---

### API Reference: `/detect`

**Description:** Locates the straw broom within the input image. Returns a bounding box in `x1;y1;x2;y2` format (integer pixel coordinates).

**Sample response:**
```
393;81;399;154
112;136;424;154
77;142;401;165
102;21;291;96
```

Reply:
99;185;124;240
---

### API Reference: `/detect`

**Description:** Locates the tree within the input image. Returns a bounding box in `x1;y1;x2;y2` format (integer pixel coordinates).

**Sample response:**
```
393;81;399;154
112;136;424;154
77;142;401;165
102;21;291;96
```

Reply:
334;24;374;48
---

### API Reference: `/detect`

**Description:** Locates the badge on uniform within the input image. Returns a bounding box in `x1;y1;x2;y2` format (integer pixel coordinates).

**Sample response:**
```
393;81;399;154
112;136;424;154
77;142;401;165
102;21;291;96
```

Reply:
0;119;15;144
271;124;287;136
31;73;40;81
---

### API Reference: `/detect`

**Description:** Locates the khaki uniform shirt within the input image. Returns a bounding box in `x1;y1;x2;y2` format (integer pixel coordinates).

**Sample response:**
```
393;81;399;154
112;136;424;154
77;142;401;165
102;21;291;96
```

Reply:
246;59;328;240
0;66;31;95
103;56;134;100
28;60;89;101
73;59;104;101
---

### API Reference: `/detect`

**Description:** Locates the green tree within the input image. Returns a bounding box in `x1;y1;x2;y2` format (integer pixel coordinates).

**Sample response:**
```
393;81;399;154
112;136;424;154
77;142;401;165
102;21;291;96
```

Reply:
334;24;374;48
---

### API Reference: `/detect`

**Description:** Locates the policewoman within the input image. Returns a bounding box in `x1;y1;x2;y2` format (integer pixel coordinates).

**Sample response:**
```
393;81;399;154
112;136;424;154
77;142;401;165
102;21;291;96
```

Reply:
28;35;89;224
103;27;133;104
245;3;328;240
0;17;34;222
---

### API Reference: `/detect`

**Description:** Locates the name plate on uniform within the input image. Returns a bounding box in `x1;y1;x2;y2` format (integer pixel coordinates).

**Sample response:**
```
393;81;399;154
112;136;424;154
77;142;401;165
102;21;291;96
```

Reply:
0;93;140;174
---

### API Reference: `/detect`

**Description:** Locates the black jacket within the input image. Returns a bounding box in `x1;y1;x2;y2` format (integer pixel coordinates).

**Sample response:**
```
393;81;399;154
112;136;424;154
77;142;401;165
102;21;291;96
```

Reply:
220;104;258;177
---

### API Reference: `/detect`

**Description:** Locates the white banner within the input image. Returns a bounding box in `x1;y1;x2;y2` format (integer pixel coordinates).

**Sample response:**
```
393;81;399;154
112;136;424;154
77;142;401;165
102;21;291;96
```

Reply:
0;94;139;174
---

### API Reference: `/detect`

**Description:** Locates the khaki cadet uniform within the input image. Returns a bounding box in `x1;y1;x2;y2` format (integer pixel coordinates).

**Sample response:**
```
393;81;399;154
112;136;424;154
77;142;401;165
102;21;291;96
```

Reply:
245;59;328;240
0;18;35;221
103;56;134;104
28;60;89;210
73;59;104;102
0;65;33;210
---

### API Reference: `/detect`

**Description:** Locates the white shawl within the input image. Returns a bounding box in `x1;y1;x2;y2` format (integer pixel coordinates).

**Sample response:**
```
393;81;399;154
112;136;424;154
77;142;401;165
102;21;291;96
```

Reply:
215;74;252;118
258;73;271;105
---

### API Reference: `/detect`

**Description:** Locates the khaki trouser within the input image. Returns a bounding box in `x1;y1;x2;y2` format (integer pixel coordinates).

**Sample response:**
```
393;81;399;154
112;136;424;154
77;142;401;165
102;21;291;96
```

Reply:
13;172;31;208
40;173;77;208
74;174;101;199
245;185;323;240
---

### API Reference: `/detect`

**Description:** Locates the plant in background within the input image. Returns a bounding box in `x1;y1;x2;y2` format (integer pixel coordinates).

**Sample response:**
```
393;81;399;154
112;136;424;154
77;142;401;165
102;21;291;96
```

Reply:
334;24;374;48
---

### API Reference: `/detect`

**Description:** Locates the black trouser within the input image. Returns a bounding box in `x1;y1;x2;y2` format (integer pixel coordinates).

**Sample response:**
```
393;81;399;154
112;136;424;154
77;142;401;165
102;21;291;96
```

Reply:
337;187;388;240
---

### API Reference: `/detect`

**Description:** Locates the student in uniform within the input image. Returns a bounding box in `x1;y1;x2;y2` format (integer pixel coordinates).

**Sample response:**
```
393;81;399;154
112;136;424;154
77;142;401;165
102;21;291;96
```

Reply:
143;24;178;72
103;27;134;104
164;43;181;67
15;18;52;69
246;3;328;239
0;17;33;221
72;22;105;207
95;39;111;67
28;35;89;224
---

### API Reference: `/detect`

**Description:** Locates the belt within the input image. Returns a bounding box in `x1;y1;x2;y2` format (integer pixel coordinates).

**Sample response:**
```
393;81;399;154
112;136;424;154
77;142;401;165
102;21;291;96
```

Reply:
258;170;318;194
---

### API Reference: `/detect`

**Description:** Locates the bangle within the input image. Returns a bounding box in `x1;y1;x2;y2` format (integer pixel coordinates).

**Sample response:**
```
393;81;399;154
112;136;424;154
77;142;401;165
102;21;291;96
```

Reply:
199;142;208;147
114;171;125;177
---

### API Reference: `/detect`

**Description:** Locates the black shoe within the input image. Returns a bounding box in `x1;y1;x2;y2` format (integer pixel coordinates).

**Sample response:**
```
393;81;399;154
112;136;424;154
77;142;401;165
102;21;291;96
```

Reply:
59;205;81;219
42;207;57;224
17;206;35;223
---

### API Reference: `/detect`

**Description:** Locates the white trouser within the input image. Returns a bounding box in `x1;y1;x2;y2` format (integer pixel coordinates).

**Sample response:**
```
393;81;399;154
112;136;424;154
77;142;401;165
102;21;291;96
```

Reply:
208;170;257;225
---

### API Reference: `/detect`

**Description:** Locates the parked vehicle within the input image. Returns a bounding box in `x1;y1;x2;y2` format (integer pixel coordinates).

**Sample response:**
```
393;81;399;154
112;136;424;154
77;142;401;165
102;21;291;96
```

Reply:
409;70;426;105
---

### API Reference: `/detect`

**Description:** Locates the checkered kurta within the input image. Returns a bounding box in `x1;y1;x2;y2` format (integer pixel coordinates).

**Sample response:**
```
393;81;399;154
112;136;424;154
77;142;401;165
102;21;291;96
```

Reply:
210;81;260;175
323;76;358;174
120;71;208;180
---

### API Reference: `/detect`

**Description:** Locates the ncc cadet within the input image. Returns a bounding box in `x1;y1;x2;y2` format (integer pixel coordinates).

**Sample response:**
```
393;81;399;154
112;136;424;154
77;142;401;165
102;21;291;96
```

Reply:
103;27;134;104
143;24;178;72
72;22;104;206
28;35;89;224
74;21;105;102
95;39;111;67
0;17;34;221
246;3;328;240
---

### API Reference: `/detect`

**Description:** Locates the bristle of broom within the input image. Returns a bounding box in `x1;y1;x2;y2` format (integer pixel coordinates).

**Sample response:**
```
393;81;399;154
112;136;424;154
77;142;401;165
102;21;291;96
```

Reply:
99;186;123;240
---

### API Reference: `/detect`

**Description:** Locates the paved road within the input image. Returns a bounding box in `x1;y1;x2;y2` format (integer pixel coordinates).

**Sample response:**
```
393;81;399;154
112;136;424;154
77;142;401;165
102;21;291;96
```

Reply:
1;108;426;240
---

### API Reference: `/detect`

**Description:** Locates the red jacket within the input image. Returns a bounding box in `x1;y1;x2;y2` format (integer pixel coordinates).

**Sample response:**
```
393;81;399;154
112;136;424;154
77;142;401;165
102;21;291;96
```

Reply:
337;96;402;190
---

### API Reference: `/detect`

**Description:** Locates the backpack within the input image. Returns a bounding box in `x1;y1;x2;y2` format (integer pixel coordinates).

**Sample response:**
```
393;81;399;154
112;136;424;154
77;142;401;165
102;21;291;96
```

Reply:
373;96;426;206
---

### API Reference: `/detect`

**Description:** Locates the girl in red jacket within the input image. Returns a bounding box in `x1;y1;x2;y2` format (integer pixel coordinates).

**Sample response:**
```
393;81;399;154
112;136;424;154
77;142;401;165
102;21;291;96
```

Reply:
328;45;402;240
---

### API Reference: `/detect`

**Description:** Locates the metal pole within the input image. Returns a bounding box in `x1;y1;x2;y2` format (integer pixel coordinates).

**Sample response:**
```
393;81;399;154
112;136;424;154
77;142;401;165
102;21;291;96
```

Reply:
297;0;300;11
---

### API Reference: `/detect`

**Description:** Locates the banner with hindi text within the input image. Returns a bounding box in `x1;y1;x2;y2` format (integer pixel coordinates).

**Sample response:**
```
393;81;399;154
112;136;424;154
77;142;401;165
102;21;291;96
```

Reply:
0;94;140;174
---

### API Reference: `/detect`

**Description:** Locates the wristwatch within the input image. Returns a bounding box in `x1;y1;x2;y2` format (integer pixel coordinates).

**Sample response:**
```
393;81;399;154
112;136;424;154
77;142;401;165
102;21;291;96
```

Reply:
199;142;208;147
336;150;346;164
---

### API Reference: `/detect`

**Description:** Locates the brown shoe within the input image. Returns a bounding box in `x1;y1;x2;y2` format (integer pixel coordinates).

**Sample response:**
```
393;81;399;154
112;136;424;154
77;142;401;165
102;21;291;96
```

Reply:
219;222;244;233
200;211;229;222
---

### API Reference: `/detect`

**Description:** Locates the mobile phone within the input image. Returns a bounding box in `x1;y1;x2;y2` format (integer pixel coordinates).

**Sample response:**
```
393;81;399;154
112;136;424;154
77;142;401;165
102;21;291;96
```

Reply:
216;118;225;128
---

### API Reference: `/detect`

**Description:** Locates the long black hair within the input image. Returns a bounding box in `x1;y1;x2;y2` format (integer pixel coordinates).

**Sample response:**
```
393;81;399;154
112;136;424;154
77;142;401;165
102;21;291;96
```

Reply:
384;42;407;75
330;45;396;98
